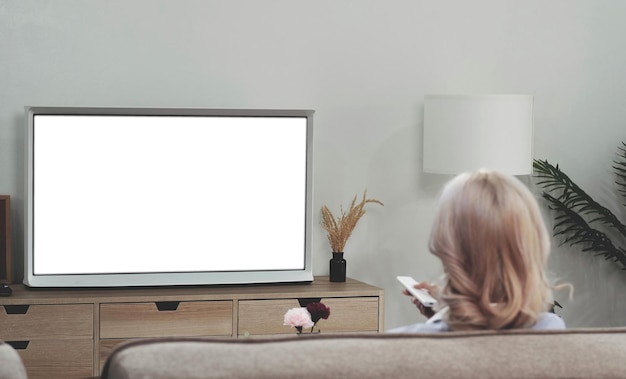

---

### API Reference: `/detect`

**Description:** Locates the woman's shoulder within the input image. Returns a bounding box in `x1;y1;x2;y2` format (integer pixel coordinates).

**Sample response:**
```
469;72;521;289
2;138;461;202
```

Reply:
387;321;450;333
388;313;564;333
531;312;566;330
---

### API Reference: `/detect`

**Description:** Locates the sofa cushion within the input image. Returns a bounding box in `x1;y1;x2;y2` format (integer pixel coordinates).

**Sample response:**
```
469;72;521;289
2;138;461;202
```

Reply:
0;341;28;379
101;328;626;379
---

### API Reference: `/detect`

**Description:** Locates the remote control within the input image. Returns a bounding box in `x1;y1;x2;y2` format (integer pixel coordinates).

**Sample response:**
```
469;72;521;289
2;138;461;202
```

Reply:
396;276;437;307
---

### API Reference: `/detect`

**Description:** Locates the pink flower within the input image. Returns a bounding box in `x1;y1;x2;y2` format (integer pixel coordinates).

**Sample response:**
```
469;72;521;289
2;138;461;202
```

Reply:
283;307;314;333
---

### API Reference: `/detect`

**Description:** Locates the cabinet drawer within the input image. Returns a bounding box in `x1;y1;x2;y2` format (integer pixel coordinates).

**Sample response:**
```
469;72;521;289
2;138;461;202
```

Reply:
100;339;130;373
100;300;233;338
8;339;93;379
238;297;379;335
0;304;93;339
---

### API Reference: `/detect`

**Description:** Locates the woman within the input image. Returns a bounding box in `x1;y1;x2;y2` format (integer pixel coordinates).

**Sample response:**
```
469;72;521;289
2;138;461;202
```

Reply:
390;169;567;333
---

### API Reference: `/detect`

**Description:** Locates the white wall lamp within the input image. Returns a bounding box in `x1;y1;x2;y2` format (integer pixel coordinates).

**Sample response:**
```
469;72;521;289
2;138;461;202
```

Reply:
423;94;534;176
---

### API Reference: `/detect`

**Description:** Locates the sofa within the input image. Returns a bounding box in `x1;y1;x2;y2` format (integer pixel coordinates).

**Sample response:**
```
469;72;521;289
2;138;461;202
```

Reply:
101;327;626;379
0;341;27;379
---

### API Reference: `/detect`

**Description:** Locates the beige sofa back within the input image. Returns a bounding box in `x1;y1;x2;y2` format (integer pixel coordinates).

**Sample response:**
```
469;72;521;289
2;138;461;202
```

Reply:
102;328;626;379
0;341;27;379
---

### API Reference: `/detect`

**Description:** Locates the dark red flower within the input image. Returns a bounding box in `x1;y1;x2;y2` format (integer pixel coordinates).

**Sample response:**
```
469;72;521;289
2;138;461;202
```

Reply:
306;302;331;323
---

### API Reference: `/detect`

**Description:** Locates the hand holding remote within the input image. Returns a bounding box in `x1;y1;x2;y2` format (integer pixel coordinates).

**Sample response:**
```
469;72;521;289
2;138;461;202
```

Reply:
397;276;438;307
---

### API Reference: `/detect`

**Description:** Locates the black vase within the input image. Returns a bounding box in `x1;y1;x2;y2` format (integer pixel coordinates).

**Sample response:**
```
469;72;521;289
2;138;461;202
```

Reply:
329;252;347;282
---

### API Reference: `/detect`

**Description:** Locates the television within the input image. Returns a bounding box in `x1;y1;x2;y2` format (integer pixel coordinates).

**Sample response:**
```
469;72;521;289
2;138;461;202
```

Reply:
24;107;314;287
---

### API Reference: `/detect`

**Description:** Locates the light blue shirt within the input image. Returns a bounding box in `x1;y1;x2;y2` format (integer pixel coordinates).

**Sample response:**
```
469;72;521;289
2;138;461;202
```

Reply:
387;310;565;333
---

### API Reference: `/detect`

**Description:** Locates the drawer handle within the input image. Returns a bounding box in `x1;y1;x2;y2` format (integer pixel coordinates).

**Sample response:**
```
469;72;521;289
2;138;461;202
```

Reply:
3;305;30;315
6;341;30;350
155;301;180;311
298;298;322;307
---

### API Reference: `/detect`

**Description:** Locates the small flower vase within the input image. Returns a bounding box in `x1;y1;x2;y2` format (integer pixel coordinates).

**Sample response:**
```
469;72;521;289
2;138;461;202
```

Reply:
329;252;347;282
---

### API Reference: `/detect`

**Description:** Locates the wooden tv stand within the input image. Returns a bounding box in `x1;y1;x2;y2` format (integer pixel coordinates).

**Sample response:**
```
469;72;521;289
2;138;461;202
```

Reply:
0;277;384;379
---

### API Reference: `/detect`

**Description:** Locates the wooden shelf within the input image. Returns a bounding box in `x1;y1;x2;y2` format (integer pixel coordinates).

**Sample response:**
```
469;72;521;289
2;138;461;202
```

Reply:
0;276;384;378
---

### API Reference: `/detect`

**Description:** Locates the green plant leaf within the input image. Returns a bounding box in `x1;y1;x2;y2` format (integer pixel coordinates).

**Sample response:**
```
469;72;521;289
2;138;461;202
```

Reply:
613;141;626;203
533;158;626;270
542;193;626;268
533;159;626;239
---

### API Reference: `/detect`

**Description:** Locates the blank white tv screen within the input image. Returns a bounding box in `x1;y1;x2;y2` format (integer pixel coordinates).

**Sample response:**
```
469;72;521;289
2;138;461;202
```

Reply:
25;108;314;287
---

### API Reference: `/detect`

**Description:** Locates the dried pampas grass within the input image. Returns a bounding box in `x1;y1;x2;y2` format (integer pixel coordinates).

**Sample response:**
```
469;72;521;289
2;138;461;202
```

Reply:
320;190;383;253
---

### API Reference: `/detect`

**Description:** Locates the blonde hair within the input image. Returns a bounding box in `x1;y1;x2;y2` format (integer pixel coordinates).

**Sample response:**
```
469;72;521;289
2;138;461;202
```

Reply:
430;170;554;331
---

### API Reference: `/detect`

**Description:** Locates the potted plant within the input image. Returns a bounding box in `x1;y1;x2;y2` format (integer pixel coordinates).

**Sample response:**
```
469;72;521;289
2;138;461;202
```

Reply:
320;190;383;282
533;142;626;270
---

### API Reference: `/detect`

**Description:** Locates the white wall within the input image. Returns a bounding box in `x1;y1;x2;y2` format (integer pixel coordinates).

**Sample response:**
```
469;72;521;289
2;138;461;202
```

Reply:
2;0;626;330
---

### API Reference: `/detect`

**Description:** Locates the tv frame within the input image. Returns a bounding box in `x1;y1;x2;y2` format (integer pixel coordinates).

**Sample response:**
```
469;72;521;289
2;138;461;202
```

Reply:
24;106;315;288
